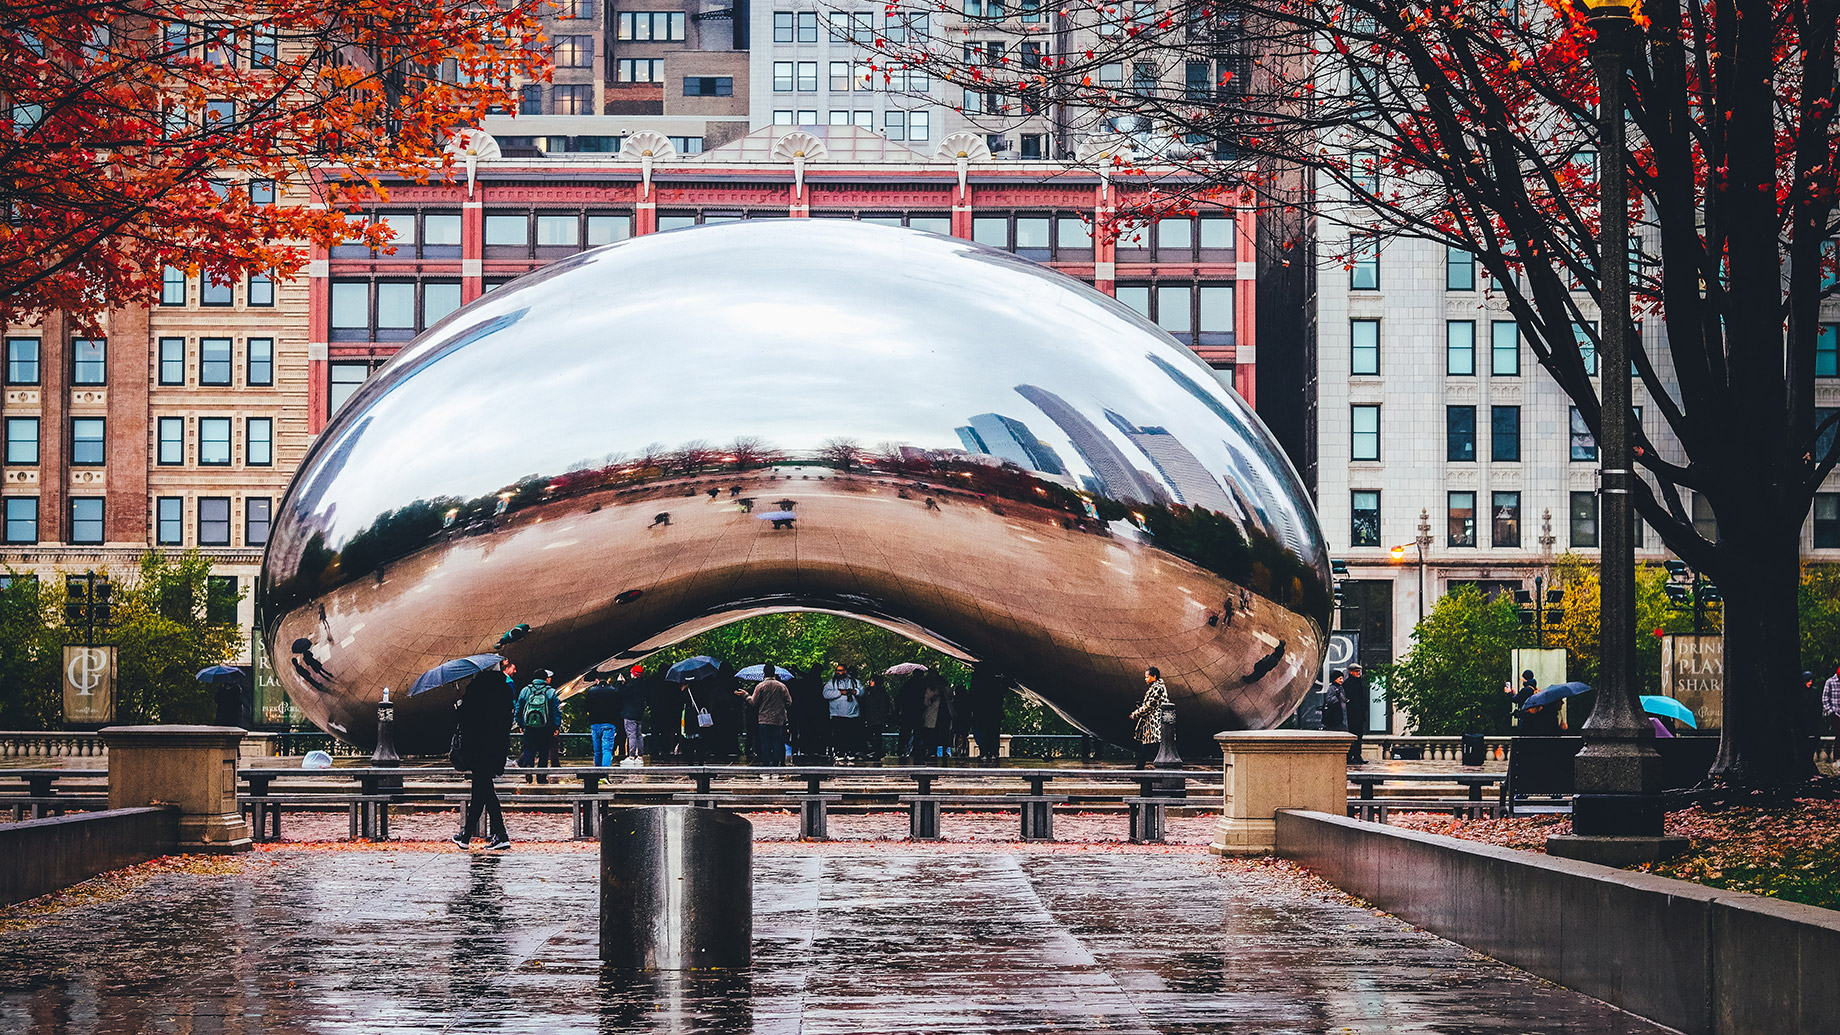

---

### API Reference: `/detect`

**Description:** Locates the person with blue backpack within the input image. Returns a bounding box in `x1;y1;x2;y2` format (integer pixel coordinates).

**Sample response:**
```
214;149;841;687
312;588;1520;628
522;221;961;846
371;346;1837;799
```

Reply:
514;670;562;785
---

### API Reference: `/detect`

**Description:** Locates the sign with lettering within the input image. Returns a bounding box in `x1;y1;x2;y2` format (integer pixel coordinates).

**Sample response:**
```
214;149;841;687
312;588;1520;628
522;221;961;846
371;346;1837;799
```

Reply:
61;645;116;725
1662;635;1723;729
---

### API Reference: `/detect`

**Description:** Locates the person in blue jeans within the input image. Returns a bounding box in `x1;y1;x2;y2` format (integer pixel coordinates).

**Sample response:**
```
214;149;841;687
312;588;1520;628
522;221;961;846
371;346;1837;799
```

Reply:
583;671;621;767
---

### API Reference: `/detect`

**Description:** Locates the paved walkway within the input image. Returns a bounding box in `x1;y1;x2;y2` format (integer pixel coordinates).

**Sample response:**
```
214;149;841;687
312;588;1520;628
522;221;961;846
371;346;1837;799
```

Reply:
0;844;1665;1034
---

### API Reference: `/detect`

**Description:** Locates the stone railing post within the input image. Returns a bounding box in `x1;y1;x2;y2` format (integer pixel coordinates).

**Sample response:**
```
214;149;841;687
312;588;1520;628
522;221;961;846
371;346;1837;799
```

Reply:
99;725;252;853
1210;730;1354;856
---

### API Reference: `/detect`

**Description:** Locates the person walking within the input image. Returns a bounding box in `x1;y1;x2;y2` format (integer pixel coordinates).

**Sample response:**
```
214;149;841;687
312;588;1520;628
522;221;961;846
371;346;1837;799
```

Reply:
617;664;649;766
1823;663;1840;770
823;663;865;761
1130;667;1170;770
452;662;515;849
583;670;621;768
737;663;793;767
895;672;927;763
1321;670;1347;732
514;670;561;785
859;674;891;763
790;664;829;762
918;672;954;760
968;667;1006;764
1344;663;1371;764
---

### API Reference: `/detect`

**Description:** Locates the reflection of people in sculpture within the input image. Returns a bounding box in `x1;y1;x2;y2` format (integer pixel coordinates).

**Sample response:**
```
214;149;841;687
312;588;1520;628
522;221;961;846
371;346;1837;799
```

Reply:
924;497;940;511
650;512;671;527
1130;668;1170;769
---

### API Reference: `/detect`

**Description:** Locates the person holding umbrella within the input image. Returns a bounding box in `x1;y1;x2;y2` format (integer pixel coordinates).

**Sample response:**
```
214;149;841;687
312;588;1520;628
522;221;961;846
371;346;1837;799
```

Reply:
452;661;515;850
892;666;928;763
736;662;793;767
198;666;246;727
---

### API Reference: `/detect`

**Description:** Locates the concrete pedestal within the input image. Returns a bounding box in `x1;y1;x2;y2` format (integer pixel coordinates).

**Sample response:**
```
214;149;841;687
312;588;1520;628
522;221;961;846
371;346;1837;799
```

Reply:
100;725;252;854
1210;730;1353;856
601;806;752;969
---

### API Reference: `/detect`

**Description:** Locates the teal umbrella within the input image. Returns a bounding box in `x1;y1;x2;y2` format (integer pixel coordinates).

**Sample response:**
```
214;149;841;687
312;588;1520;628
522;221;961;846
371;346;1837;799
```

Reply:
1639;695;1698;728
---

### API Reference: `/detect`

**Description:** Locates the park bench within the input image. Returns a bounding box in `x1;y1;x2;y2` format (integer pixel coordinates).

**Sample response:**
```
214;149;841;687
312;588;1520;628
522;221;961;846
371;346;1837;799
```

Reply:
1500;737;1583;815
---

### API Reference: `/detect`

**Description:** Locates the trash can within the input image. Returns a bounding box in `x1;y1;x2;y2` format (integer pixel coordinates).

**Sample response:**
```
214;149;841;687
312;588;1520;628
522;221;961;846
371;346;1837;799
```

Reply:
1460;733;1487;767
601;805;752;969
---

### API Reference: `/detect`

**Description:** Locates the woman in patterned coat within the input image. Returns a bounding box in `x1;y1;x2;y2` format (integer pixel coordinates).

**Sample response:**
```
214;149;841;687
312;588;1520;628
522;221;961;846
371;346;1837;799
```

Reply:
1130;667;1170;769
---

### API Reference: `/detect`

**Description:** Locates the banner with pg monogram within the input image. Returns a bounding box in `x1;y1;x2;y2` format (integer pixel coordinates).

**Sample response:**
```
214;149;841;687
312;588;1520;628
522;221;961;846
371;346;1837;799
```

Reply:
62;645;117;725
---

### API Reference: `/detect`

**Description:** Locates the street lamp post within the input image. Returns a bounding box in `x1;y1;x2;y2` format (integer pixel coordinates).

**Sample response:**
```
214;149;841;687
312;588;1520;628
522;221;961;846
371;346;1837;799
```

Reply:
1390;509;1433;625
1549;1;1682;864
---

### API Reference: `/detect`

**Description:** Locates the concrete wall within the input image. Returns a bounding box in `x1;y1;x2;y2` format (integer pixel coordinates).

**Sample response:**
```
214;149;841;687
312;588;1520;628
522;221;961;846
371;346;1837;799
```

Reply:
0;807;178;906
1275;810;1840;1035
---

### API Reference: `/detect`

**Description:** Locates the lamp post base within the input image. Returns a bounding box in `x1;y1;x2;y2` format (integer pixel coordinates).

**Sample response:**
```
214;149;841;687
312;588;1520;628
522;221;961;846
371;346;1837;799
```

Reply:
1546;832;1688;868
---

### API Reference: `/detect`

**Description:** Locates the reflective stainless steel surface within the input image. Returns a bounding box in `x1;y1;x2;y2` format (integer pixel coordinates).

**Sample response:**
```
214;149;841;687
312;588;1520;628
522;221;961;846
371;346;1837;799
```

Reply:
259;220;1331;754
601;806;753;970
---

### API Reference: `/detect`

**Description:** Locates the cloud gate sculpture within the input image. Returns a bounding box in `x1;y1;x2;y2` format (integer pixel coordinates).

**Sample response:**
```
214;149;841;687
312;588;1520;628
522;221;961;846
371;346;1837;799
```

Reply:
259;220;1331;755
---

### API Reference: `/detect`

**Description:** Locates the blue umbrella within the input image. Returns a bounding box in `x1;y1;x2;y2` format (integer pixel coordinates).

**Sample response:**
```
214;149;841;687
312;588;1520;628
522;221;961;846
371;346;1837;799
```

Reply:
666;656;722;682
1523;682;1593;708
195;665;245;684
406;653;504;696
1639;695;1699;728
736;664;794;681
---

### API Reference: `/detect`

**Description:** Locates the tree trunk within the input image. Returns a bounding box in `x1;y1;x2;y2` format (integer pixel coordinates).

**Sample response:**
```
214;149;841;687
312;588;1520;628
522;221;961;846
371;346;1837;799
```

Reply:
1709;514;1805;789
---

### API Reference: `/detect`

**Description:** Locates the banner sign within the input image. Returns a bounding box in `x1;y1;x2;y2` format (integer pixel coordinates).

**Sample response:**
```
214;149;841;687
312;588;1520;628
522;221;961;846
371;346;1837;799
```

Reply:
62;645;117;725
1662;635;1723;730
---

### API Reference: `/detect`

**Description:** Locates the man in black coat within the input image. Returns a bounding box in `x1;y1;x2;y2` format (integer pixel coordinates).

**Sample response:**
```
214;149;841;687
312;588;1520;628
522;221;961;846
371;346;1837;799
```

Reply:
615;666;649;765
583;672;621;767
453;661;516;849
1343;663;1372;764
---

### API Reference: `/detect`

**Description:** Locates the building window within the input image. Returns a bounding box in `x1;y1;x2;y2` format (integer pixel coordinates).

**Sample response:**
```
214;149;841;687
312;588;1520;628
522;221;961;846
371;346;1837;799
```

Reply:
199;417;232;465
200;337;232;385
71;338;105;384
1446;246;1475;291
1490;321;1519;376
198;497;231;546
587;214;631;245
71;418;105;465
773;11;794;41
1349;234;1378;289
250;27;277;66
1446;320;1475;375
1491;405;1520;462
1570;491;1598;547
1692;492;1719;543
552;34;594;67
330;362;372;414
885;110;907;140
773;61;793;92
1446;405;1475;462
617;11;685;40
376;282;415;340
797;61;818;91
247;338;274;386
248;273;274;306
70;498;104;545
247;418;273;466
1815;493;1840;548
829;61;851;92
1156;217;1193;259
536;214;579;249
4;498;36;544
684;76;733;97
209;575;237;625
972;217;1009;249
1447;491;1476;547
5;337;39;385
424;213;462;258
157;417;184;465
424;282;462;327
5;418;38;464
1197;286;1233;346
552;84;594;115
1351;491;1380;547
1575;321;1598;375
1569;406;1596;461
158;337;185;385
157;496;183;545
1057;215;1093;256
1350;320;1379;375
330;281;369;340
1351;404;1380;461
1818;407;1838;464
161;266;187;306
1115;285;1150;320
200;271;234;306
909;111;930;141
1492;491;1520;547
483;213;528;252
797;10;819;40
1820;323;1839;377
246;497;272;547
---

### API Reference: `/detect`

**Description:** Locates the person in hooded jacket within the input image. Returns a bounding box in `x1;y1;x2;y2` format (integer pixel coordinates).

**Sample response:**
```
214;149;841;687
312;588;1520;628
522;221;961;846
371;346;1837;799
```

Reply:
514;671;562;784
452;662;516;849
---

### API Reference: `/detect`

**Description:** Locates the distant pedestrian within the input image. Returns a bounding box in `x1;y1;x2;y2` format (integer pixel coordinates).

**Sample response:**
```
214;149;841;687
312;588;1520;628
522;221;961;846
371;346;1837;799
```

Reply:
823;663;865;761
583;671;620;767
1823;664;1840;762
968;667;1006;764
453;662;515;850
617;664;649;766
896;673;927;762
738;663;793;767
514;670;561;784
1322;670;1347;732
1344;663;1371;764
214;680;244;727
790;664;829;761
917;672;955;758
1130;667;1170;769
860;675;891;762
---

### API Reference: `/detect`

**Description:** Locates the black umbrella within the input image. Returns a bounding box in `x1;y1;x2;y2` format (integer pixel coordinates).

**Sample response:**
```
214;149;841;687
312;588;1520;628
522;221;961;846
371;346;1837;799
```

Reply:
1524;682;1592;708
407;653;505;696
666;656;722;682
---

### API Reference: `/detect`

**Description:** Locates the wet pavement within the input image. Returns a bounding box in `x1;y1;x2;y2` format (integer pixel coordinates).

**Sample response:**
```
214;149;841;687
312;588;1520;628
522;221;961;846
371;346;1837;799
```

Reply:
0;844;1668;1034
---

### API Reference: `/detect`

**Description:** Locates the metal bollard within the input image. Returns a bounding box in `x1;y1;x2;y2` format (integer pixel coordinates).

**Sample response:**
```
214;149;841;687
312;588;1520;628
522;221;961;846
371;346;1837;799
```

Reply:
601;806;752;970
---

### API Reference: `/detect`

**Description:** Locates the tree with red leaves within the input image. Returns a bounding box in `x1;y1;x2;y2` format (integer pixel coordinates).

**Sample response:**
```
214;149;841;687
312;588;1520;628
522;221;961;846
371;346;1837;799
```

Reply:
879;0;1840;788
0;0;549;325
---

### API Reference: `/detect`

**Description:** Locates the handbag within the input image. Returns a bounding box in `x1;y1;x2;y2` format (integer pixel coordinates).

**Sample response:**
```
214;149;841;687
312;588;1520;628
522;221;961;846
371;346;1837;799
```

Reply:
687;687;716;728
448;727;467;770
